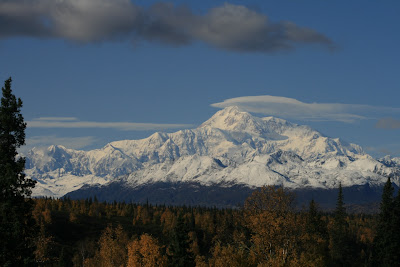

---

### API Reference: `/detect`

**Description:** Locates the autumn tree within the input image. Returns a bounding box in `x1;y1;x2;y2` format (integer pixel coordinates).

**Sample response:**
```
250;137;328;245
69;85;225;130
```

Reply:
32;198;52;226
0;77;36;266
206;242;249;267
243;186;299;265
34;224;53;264
84;225;128;267
72;238;97;267
127;234;167;267
160;208;176;234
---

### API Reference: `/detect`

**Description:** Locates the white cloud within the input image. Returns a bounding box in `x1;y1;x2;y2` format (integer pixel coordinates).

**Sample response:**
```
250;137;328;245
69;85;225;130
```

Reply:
35;117;78;121
27;117;192;131
211;95;400;123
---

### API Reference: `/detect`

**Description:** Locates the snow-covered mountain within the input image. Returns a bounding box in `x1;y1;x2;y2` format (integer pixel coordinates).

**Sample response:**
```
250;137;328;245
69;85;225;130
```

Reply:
25;106;400;199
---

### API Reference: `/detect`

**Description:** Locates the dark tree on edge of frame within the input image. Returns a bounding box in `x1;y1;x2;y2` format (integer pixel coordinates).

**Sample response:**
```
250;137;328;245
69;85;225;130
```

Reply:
0;77;36;266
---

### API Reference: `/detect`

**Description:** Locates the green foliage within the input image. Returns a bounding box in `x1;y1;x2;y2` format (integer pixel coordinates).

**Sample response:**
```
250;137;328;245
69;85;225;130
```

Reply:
0;77;36;266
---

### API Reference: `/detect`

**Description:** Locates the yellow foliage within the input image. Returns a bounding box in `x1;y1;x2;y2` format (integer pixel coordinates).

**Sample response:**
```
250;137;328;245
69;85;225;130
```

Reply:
160;208;176;234
243;186;299;265
81;225;129;266
69;211;78;222
208;242;248;267
97;225;128;267
188;231;201;256
127;234;167;267
34;224;53;264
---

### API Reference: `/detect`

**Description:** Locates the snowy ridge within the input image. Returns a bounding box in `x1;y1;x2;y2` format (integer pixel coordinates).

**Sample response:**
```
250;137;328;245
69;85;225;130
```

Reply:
26;106;400;198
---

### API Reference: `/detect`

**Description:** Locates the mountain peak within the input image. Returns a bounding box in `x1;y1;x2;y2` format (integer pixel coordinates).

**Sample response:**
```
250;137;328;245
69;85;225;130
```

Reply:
47;144;68;153
199;106;286;139
218;105;243;114
199;106;255;130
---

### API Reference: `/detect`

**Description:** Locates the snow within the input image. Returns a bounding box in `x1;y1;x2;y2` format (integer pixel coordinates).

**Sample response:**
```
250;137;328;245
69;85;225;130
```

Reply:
26;106;400;198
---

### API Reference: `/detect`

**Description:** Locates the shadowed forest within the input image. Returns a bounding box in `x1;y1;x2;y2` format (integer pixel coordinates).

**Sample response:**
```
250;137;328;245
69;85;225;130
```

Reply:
31;183;399;267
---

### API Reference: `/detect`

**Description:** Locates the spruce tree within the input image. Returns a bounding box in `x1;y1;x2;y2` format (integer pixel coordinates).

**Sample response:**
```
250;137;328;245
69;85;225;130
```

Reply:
0;77;36;266
168;213;194;267
373;177;398;266
306;199;326;235
305;199;329;265
391;189;400;266
330;183;350;266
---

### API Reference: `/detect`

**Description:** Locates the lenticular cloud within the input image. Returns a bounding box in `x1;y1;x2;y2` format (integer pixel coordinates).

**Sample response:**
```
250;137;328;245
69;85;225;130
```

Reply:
211;95;400;122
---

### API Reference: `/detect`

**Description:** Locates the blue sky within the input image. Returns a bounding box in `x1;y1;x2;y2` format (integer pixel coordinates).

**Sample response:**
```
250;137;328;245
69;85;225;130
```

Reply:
1;0;399;157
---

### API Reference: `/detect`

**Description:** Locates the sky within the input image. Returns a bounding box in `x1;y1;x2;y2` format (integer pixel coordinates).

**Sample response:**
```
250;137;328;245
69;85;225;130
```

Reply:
1;0;400;158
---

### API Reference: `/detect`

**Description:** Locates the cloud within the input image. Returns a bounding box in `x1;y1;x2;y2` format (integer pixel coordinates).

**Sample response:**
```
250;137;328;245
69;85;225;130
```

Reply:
0;0;141;41
193;4;334;52
35;117;78;121
27;117;192;131
25;135;98;150
0;1;334;52
211;95;400;123
375;118;400;129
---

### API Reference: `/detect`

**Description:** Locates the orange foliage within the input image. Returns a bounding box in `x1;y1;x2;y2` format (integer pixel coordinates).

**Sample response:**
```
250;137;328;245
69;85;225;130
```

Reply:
83;225;129;267
243;186;299;265
208;242;248;267
127;234;167;267
160;208;176;234
34;224;53;264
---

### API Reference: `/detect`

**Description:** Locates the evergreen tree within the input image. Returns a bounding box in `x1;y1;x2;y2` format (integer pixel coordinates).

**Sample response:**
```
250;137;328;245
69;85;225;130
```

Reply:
306;199;327;235
168;213;194;267
373;177;398;266
334;183;346;226
0;77;36;266
391;190;400;266
330;183;350;266
304;199;329;265
307;199;329;243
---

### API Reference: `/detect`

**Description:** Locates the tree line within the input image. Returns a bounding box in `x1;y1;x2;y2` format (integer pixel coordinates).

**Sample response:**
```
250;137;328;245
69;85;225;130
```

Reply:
28;182;399;267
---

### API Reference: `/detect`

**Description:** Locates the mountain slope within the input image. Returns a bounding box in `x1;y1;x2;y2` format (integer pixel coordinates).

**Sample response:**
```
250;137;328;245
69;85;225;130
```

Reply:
26;106;400;199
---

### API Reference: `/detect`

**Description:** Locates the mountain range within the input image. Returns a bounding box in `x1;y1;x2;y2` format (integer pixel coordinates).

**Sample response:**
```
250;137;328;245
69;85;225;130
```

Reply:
25;106;400;209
